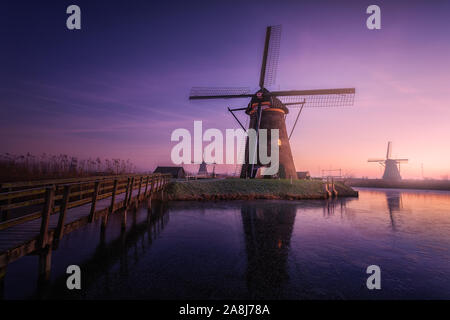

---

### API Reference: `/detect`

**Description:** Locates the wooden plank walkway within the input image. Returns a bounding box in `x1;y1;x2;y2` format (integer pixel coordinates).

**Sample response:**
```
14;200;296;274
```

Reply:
0;174;171;277
0;188;134;253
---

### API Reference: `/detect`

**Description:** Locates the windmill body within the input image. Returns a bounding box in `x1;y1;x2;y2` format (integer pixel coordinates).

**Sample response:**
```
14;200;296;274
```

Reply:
368;142;408;181
240;94;297;178
189;25;355;179
383;159;402;180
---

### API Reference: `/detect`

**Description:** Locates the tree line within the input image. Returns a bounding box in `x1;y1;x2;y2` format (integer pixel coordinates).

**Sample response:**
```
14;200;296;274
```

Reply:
0;153;137;182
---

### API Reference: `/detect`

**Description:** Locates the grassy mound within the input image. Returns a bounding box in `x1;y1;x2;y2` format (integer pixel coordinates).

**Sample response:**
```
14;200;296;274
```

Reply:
165;179;358;201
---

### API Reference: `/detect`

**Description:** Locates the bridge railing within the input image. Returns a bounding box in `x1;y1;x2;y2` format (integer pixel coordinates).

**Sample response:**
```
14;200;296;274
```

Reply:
0;173;171;230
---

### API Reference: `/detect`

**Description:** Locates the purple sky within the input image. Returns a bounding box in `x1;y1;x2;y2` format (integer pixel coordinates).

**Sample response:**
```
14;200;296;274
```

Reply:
1;0;450;178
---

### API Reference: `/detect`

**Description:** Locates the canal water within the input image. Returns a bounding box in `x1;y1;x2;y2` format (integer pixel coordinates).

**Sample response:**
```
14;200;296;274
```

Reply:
3;188;450;299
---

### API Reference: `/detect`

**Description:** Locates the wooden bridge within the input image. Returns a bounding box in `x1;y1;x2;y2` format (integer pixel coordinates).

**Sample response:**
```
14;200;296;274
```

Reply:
0;173;171;291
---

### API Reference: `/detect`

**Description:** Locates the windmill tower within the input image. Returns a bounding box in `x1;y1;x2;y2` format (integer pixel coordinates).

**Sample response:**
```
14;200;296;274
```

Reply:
189;25;355;179
368;142;408;181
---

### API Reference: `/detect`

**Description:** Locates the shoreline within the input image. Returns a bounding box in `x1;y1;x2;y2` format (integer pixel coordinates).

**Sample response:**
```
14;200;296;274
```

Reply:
348;179;450;192
165;179;358;201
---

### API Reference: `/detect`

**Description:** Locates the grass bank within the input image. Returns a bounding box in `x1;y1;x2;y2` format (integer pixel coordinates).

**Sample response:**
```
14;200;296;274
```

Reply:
165;179;358;201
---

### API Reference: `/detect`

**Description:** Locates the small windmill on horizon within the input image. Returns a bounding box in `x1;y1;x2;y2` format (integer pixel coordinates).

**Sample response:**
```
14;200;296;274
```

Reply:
368;141;408;181
189;25;355;179
198;160;208;176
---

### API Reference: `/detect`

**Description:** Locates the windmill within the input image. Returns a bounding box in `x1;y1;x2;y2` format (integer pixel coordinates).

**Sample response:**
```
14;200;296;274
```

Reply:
189;25;355;179
368;141;408;181
198;160;208;176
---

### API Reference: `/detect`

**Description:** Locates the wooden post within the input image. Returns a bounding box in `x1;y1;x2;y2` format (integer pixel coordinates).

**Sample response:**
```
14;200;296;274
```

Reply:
147;176;154;207
150;176;154;196
147;178;153;207
332;178;338;198
137;177;143;200
147;205;152;223
1;187;12;221
101;214;108;233
0;266;6;300
100;221;106;244
88;181;100;222
121;209;127;231
124;177;131;208
109;179;118;214
132;207;137;225
144;176;150;197
127;177;135;206
5;187;12;221
103;179;118;232
38;246;52;284
159;176;164;201
39;186;55;249
53;185;71;248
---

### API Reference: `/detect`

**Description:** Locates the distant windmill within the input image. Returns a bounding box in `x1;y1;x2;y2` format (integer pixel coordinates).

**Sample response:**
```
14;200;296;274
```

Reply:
198;160;208;176
189;25;355;179
368;142;408;181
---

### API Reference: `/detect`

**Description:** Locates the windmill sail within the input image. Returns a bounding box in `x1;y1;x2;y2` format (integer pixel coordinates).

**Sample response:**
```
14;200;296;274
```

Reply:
386;141;392;159
273;88;355;108
259;25;282;88
189;87;253;100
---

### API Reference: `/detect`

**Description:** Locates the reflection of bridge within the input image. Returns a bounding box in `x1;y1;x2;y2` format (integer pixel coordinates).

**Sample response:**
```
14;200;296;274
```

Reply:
36;201;168;299
0;174;170;298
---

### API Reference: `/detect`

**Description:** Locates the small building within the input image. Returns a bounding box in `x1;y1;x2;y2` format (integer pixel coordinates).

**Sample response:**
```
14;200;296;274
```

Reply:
297;171;311;180
153;166;186;179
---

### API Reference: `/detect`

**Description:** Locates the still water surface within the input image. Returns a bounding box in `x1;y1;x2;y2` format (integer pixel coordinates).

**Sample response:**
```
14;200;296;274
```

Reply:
4;188;450;299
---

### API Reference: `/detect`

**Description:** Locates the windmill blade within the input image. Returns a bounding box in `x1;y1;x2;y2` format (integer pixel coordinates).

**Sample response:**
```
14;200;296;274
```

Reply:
189;87;253;100
386;141;392;159
259;25;282;88
368;159;386;162
272;88;355;96
272;88;355;108
394;159;409;163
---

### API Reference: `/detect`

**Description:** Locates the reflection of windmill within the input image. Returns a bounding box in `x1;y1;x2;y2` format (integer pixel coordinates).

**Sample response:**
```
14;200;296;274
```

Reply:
385;191;403;231
368;142;408;181
241;202;296;298
189;25;355;179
